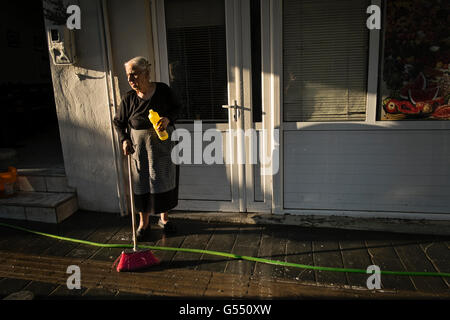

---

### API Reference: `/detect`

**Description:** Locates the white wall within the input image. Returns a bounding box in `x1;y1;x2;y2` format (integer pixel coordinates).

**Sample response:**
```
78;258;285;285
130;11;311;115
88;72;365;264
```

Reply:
44;0;118;212
44;0;157;213
284;128;450;216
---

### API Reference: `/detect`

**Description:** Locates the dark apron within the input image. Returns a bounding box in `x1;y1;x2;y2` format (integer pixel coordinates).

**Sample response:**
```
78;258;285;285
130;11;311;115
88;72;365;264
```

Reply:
130;126;177;195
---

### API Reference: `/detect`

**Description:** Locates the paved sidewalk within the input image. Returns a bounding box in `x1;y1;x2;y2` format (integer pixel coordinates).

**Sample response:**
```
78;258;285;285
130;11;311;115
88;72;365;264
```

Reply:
0;210;449;299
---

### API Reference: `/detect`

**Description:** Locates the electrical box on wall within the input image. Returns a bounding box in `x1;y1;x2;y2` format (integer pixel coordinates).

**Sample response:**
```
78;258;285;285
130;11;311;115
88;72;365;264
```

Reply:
47;26;76;65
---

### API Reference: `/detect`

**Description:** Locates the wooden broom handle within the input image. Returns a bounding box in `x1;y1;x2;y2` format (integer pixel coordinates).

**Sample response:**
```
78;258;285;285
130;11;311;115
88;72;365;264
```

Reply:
127;154;137;252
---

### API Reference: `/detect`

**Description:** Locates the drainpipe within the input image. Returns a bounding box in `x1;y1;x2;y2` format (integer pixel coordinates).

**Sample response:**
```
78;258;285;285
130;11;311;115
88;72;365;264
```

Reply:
98;0;128;217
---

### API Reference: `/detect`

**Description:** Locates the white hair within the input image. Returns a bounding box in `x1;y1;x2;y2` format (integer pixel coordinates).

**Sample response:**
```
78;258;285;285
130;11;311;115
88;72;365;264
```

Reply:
124;56;151;72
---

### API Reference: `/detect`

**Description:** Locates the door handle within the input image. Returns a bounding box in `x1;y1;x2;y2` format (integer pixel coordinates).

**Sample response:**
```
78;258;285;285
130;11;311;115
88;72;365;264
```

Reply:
222;100;251;121
222;101;251;122
222;100;240;121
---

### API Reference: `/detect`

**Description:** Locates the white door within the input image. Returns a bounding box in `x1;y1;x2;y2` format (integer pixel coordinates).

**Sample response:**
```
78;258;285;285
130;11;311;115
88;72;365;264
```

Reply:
152;0;273;213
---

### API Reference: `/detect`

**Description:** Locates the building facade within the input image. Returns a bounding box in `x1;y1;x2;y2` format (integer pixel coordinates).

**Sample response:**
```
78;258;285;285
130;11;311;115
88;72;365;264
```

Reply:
43;0;450;225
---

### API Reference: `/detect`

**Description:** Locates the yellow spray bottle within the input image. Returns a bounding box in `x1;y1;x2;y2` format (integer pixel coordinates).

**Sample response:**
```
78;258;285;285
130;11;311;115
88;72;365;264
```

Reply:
148;109;168;140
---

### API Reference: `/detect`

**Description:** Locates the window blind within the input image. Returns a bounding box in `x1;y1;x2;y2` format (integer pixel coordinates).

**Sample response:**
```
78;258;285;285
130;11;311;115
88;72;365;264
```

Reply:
165;0;228;122
283;0;370;122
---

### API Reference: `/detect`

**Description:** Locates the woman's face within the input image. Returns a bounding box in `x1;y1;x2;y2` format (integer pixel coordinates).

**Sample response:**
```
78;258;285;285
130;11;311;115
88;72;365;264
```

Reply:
125;64;150;92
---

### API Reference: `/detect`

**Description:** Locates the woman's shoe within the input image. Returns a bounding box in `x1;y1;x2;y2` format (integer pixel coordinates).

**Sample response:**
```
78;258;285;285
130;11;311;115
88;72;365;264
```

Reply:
136;227;150;241
158;219;176;233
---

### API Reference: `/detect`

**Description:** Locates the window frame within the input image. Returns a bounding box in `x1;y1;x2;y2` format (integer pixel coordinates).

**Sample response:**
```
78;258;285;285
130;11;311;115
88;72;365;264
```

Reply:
282;0;450;131
151;0;230;123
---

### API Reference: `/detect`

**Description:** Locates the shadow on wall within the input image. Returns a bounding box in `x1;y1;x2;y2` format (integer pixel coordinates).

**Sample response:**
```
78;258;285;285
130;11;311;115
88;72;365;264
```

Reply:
56;119;120;213
41;0;136;214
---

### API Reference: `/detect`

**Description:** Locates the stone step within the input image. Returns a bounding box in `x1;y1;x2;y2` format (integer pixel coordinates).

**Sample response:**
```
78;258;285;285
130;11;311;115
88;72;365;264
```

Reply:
16;168;75;193
0;191;78;223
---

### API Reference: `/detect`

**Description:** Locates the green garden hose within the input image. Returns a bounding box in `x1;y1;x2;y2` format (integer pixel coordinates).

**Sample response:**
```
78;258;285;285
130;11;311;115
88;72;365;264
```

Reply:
0;222;449;278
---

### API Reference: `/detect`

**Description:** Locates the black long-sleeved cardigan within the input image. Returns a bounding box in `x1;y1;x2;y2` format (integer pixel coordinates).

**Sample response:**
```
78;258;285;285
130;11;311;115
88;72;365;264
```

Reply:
113;82;182;143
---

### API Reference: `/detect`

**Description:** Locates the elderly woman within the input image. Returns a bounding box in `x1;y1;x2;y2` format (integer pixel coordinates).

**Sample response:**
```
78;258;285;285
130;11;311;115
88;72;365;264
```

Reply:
113;56;181;240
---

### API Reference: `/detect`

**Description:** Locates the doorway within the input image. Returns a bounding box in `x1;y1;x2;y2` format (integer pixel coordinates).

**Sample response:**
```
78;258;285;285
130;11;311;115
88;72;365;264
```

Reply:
0;1;64;173
153;0;273;213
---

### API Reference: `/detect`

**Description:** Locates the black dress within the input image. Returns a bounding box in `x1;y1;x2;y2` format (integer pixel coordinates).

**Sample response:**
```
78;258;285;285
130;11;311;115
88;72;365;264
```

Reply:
113;82;182;214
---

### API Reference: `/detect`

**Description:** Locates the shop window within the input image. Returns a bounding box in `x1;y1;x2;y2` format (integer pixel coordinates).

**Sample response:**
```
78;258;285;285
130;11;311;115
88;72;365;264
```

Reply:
379;0;450;120
164;0;228;122
283;0;370;122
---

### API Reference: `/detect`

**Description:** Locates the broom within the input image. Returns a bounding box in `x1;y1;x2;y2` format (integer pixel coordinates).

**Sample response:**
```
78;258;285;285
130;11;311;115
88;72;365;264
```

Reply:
113;154;160;272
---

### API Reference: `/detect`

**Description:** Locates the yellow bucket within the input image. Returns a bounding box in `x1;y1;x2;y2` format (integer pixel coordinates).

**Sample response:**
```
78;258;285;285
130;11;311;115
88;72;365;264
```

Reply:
0;167;17;198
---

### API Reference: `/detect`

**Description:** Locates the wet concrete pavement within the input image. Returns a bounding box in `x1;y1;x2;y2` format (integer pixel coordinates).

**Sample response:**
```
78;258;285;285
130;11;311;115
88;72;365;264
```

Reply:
0;210;449;300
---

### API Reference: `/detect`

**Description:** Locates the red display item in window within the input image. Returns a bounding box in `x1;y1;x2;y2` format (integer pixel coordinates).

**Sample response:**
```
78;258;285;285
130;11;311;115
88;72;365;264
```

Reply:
396;100;420;114
415;97;445;114
431;105;450;119
384;99;420;115
383;98;399;114
409;87;440;106
399;72;427;100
